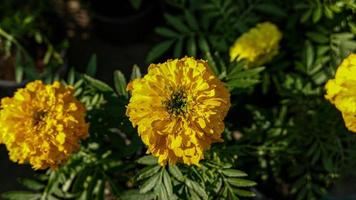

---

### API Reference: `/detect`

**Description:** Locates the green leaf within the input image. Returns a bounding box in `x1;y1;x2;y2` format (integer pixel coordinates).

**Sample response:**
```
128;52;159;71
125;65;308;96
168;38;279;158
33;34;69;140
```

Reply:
137;156;158;165
113;70;128;97
85;172;100;200
137;165;161;181
2;192;41;200
184;11;199;30
130;0;142;10
187;37;197;56
227;178;257;187
15;53;24;83
234;188;256;197
204;51;219;76
168;165;185;182
67;68;76;85
222;169;248;177
312;5;322;23
120;190;156;200
86;54;97;77
254;4;287;17
228;66;265;80
164;14;190;33
158;183;169;200
162;169;173;196
20;179;44;191
84;75;113;92
155;27;179;38
174;38;183;58
73;167;92;192
186;179;208;200
139;173;161;193
305;41;314;69
306;32;329;43
301;8;312;23
198;37;210;52
146;41;174;63
131;65;142;80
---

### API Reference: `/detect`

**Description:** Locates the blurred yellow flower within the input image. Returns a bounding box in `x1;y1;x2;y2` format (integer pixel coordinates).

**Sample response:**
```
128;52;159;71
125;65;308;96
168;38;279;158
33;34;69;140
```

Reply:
325;54;356;132
0;80;89;170
126;57;231;166
230;22;282;67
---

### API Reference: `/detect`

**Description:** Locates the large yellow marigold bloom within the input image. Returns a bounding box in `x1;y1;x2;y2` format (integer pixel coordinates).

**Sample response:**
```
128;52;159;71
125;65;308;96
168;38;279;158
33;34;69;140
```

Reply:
126;57;231;166
229;22;282;67
0;80;89;169
325;54;356;132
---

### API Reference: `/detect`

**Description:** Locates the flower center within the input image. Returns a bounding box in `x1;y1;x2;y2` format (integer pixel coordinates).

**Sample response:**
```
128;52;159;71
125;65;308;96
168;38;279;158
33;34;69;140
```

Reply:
33;110;47;126
163;88;188;116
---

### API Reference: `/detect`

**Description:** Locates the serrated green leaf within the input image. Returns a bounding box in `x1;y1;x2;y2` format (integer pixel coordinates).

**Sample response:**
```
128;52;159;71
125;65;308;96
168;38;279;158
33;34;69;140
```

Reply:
140;173;161;193
20;179;44;191
85;171;100;200
155;27;179;38
146;41;174;63
162;169;173;196
84;75;113;92
86;54;97;77
114;70;127;97
184;11;199;30
222;169;248;177
301;8;312;23
306;32;329;43
120;190;156;200
186;179;208;200
2;192;41;200
305;41;314;69
164;14;190;33
187;37;197;56
130;64;142;80
198;37;210;52
234;188;256;197
312;5;322;23
227;178;257;187
174;38;183;58
168;165;185;182
137;165;161;181
137;155;158;165
158;183;169;200
67;68;76;85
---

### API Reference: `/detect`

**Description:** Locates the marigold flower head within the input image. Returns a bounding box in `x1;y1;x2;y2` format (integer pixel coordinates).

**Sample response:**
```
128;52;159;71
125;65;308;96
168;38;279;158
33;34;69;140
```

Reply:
126;57;231;166
325;54;356;132
0;80;89;170
229;22;282;67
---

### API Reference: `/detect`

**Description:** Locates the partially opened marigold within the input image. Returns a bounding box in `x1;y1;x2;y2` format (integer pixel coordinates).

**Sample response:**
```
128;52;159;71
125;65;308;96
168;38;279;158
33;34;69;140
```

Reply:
325;53;356;132
230;22;282;67
126;57;231;166
0;80;89;169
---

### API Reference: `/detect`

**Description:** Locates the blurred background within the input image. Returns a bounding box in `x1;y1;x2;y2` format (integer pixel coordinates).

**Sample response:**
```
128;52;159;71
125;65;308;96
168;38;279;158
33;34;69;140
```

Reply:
0;0;355;199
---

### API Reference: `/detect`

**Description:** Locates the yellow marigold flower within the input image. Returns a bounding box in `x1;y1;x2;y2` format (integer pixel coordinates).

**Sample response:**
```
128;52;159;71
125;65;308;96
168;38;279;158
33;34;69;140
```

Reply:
229;22;282;67
325;53;356;132
126;57;231;166
0;80;89;170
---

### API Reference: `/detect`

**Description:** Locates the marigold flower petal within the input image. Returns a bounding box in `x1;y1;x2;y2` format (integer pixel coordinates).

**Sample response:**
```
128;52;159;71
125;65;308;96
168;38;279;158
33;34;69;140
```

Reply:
126;57;231;166
230;22;282;67
0;80;89;169
325;54;356;132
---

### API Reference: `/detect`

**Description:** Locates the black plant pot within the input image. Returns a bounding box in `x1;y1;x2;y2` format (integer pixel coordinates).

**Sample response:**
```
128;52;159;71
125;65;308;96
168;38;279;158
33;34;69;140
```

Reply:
90;0;162;44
